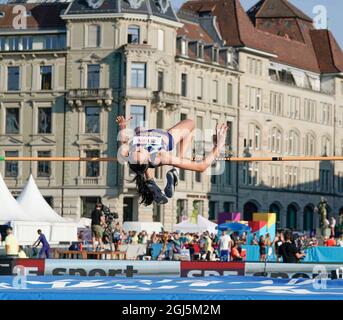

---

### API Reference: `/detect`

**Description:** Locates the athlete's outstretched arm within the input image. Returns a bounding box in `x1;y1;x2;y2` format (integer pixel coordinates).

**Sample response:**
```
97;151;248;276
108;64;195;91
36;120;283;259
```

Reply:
164;123;228;172
116;115;132;158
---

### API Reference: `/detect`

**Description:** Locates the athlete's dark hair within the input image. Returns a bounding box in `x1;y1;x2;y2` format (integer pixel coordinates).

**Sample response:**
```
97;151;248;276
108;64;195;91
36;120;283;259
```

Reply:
128;163;154;206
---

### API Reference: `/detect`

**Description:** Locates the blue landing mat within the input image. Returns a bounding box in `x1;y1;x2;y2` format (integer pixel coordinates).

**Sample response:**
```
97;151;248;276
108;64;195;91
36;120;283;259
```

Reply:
0;276;342;300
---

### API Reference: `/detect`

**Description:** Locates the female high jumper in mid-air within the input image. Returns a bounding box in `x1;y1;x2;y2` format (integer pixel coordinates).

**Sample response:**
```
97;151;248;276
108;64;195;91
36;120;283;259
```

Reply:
116;116;228;206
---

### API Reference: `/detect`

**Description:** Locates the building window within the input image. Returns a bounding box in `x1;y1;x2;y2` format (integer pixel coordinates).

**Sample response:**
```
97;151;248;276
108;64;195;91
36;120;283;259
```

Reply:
195;171;201;183
288;95;300;119
157;71;164;91
304;99;316;122
5;151;19;178
270;91;283;115
304;134;316;156
269;164;281;188
181;73;187;97
248;123;261;150
225;162;231;185
6;108;20;134
181;40;187;56
321;136;330;156
85;107;100;133
38;107;52;134
242;162;260;186
156;109;164;129
37;151;51;178
246;86;262;111
212;80;218;103
130;105;145;130
321;103;332;125
209;201;217;220
157;29;165;51
40;66;52;90
86;150;100;177
131;63;146;88
224;202;234;212
247;57;262;76
176;199;187;223
88;24;101;48
87;64;100;89
128;25;140;44
285;166;298;189
227;83;233;106
196;77;203;100
320;169;330;192
179;169;185;181
270;127;282;153
197;44;204;59
288;130;299;155
7;66;20;91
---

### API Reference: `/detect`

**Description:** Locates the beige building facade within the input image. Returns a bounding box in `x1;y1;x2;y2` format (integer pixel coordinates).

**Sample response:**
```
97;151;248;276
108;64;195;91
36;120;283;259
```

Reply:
1;0;343;232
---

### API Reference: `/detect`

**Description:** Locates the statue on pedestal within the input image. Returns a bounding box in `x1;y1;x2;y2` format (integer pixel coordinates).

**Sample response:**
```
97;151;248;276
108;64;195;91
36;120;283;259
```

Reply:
318;197;328;227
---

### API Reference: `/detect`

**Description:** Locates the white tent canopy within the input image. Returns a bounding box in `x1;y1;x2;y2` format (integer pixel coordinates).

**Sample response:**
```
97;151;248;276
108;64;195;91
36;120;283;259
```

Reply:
17;175;65;222
0;173;32;222
173;215;218;234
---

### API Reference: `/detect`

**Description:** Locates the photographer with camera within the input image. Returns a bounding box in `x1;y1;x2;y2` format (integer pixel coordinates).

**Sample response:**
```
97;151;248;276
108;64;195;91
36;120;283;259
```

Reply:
279;232;306;263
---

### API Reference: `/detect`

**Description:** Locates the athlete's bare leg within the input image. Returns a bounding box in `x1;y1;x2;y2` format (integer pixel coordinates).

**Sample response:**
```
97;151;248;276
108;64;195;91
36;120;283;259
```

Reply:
168;119;195;159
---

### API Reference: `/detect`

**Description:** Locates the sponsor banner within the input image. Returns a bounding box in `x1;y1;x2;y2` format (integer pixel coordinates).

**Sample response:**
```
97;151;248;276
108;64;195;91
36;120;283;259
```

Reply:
14;259;45;276
44;260;180;277
180;261;245;277
245;262;343;279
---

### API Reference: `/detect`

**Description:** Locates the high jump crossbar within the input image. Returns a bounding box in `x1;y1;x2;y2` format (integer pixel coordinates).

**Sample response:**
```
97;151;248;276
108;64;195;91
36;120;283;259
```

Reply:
1;156;343;162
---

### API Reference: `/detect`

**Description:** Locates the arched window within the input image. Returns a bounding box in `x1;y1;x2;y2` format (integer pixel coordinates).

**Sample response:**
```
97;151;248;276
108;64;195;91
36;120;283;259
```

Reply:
303;205;314;231
128;25;140;44
286;204;298;229
248;123;261;150
321;136;331;156
304;133;316;156
288;130;299;155
244;201;259;221
271;127;282;153
269;203;281;226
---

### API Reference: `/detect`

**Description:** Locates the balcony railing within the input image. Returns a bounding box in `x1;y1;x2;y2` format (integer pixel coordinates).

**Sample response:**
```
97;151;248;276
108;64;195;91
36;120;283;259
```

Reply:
152;91;181;110
67;88;113;108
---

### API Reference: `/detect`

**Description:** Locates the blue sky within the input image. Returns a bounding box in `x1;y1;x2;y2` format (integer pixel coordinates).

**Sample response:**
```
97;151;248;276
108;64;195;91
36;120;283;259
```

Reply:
173;0;343;48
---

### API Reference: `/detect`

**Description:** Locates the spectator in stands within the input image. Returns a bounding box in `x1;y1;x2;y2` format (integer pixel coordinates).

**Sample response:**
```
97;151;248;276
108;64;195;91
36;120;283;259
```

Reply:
131;231;139;245
251;233;259;245
18;246;28;259
231;242;243;261
139;231;148;245
204;232;214;261
112;222;122;251
240;232;247;245
33;230;50;258
259;235;266;262
265;233;272;247
308;236;318;247
5;227;19;256
273;233;284;262
189;239;201;261
219;231;232;262
337;234;343;247
279;232;305;263
324;235;336;247
91;202;106;251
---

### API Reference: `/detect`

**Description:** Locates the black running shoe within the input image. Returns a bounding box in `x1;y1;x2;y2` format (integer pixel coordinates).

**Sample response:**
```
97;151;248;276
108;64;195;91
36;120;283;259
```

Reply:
164;168;179;198
146;179;168;205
